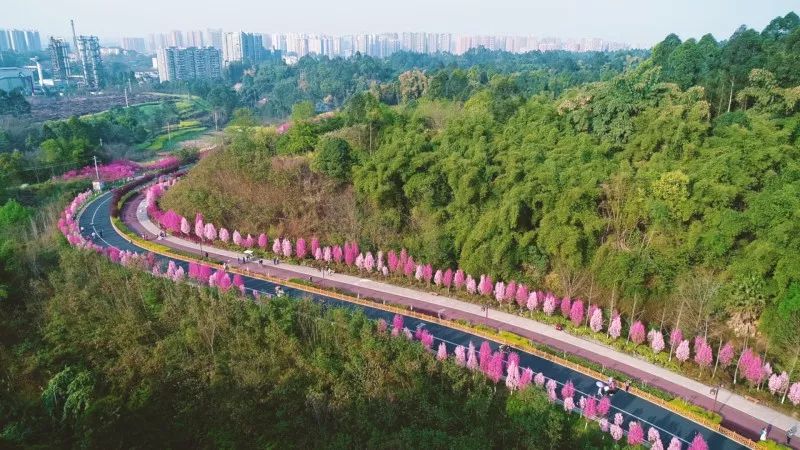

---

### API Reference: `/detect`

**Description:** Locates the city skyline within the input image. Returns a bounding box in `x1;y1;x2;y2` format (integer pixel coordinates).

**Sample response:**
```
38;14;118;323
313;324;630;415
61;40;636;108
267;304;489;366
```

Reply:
3;0;797;49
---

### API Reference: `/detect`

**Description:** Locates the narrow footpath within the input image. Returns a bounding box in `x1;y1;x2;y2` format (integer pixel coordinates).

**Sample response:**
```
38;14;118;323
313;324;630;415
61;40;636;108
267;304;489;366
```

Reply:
122;192;799;446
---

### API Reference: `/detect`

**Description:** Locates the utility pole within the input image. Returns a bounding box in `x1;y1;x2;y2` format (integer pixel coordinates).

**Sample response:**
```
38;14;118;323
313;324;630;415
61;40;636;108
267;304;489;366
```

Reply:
124;87;129;107
93;155;100;181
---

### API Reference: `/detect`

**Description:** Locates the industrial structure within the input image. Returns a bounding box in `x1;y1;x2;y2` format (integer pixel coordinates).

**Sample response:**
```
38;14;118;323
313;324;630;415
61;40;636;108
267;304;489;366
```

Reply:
48;37;72;82
76;35;103;89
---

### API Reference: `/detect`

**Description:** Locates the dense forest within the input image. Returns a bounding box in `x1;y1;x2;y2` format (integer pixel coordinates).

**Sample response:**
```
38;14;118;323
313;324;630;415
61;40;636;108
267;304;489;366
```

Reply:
161;13;800;369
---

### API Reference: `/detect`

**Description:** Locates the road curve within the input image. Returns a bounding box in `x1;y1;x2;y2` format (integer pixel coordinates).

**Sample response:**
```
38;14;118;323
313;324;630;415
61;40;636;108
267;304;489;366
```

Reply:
79;190;751;450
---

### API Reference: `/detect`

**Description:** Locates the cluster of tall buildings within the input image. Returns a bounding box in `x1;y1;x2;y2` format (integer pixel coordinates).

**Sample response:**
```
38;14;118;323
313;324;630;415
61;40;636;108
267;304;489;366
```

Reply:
156;47;220;82
271;32;630;59
153;31;277;82
0;28;42;53
133;29;629;60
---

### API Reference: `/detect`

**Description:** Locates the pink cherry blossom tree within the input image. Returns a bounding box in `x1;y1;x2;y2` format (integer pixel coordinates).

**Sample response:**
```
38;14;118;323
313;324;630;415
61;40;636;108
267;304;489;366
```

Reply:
281;238;292;257
387;250;399;272
494;281;506;303
718;342;735;367
479;275;493;297
667;436;682;450
649;329;665;354
194;213;204;240
768;372;789;395
504;281;517;302
272;237;281;254
597;396;611;416
422;264;433;284
488;352;504;382
454;269;465;289
310;237;320;256
695;341;713;370
629;321;646;345
391;314;403;336
561;380;575;399
479;341;492;372
454;345;466;366
648;427;661;444
589;308;603;332
403;257;415;278
442;268;453;289
364;252;375;272
675;340;691;362
204;223;217;241
687;433;708;450
433;269;443;286
788;382;800;405
628;421;644;446
569;300;584;326
436;342;447;360
527;291;539;311
466;276;477;294
467;342;478;370
257;233;268;249
610;424;623;441
515;284;528;308
583;396;597;419
669;328;683;361
560;297;572;317
296;238;307;258
233;230;243;246
543;293;557;315
180;217;190;235
506;361;520;391
608;314;622;340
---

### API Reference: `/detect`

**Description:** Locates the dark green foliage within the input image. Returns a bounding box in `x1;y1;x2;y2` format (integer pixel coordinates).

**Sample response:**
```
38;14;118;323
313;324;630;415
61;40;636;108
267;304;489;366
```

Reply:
0;89;31;117
242;48;645;118
313;137;353;182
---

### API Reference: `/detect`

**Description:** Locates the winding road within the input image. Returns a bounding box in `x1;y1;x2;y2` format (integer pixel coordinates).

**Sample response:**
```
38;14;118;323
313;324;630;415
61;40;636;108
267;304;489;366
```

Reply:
78;188;766;450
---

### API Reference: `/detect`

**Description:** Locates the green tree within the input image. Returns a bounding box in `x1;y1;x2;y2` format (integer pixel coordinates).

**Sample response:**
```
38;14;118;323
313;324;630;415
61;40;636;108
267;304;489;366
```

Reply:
313;137;353;182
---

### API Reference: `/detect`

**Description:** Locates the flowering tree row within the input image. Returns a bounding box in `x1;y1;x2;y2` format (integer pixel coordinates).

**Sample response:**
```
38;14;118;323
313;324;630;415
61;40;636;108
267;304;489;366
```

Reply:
142;181;800;407
60;157;181;183
384;313;710;450
61;190;735;448
60;160;140;182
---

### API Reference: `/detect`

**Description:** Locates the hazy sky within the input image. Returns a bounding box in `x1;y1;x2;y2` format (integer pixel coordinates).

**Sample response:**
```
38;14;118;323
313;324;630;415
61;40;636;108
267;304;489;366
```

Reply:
4;0;797;47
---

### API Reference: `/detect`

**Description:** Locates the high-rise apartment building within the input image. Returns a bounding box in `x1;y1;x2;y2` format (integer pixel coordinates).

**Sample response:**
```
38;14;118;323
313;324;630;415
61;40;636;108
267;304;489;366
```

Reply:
222;31;263;65
206;28;223;49
25;30;42;51
76;35;103;89
48;37;72;81
0;31;9;51
186;30;205;47
156;46;221;82
9;30;28;52
121;37;147;53
169;30;184;48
